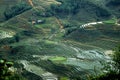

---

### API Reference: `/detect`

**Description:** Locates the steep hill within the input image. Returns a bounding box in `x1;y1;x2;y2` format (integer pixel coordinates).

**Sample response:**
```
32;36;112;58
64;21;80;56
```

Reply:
0;0;120;80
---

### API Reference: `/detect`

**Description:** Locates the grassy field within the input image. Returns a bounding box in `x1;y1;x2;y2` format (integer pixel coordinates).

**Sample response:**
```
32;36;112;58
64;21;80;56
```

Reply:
103;19;116;24
48;56;67;63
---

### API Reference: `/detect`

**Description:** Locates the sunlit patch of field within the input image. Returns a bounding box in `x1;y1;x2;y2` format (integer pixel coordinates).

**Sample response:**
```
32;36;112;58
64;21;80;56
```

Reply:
48;56;67;63
103;19;116;24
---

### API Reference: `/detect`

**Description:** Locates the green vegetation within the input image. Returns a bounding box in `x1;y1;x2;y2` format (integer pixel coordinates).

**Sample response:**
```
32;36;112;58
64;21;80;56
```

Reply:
108;0;120;6
0;37;16;45
50;0;111;21
4;2;32;20
0;34;20;45
90;45;120;80
103;19;116;24
60;77;69;80
0;59;26;80
0;0;120;80
113;45;120;70
51;0;80;15
48;56;67;63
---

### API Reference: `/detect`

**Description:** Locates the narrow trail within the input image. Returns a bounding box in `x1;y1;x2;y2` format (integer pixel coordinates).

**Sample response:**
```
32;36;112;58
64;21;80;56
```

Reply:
55;17;64;29
29;0;45;11
100;38;119;43
48;17;65;39
28;0;34;7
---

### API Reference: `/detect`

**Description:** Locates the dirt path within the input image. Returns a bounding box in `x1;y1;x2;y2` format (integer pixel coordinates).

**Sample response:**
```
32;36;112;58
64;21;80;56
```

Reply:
48;17;65;39
28;0;34;7
55;17;64;29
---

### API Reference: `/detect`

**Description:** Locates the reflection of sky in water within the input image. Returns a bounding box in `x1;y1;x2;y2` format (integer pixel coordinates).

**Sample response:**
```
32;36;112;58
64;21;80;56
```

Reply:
64;50;106;70
77;50;105;60
64;59;102;70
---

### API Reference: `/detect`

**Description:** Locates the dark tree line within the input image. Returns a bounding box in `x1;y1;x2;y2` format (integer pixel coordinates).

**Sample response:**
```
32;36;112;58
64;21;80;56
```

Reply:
4;2;32;20
50;0;111;18
51;0;82;15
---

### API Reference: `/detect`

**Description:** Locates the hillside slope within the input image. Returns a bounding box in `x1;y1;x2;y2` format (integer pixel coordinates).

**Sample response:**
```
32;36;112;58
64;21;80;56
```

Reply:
0;0;120;80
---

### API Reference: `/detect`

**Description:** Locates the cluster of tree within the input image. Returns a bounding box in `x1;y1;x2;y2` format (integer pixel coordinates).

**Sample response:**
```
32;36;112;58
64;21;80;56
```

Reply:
4;2;32;20
50;0;111;19
108;0;120;6
51;0;81;15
